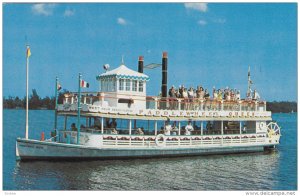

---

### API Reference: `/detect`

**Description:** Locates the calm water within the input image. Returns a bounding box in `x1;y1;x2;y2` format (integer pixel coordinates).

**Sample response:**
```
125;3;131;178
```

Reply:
3;110;297;190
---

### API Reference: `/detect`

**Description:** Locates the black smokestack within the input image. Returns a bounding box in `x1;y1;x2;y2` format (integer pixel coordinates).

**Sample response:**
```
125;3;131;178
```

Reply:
138;56;144;73
161;52;168;102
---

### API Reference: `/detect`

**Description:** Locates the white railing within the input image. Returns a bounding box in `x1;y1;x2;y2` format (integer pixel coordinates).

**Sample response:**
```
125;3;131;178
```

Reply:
61;92;267;112
101;134;267;148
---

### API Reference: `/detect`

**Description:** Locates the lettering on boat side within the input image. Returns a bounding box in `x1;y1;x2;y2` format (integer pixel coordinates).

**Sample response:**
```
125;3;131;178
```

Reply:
19;144;45;149
86;107;270;117
59;105;271;117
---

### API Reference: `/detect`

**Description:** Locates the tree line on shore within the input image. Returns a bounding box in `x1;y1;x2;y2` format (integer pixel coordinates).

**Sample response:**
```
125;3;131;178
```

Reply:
3;89;66;110
3;89;297;113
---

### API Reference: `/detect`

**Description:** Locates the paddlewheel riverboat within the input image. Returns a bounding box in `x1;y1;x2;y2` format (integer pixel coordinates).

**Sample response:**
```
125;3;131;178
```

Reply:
16;51;281;160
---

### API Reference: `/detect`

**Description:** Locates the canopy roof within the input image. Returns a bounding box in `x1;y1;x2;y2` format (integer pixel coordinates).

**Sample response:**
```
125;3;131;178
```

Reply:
97;64;149;81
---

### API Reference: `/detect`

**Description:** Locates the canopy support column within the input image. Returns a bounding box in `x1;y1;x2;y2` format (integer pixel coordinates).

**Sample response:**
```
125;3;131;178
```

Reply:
101;117;104;134
154;121;157;135
240;121;242;134
129;119;132;135
221;121;224;145
201;121;203;135
178;121;181;135
64;115;67;130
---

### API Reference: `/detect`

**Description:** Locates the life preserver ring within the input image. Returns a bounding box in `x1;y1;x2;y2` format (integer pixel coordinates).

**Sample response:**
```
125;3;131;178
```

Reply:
155;134;166;147
259;122;265;130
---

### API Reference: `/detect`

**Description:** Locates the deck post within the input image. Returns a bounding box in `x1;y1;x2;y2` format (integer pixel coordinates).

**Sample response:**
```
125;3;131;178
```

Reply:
201;121;203;135
178;99;181;110
77;73;82;145
221;121;224;145
240;121;242;134
64;115;67;130
178;121;181;135
101;117;104;134
129;119;132;135
221;100;224;110
54;77;59;142
154;120;158;135
84;96;87;104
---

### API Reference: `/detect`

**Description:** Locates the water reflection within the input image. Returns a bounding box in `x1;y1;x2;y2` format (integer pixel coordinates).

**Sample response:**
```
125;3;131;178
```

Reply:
12;151;280;190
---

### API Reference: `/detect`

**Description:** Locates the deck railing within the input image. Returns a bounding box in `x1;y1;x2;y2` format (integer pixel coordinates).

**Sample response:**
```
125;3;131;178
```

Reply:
61;92;266;112
59;130;267;147
100;133;267;148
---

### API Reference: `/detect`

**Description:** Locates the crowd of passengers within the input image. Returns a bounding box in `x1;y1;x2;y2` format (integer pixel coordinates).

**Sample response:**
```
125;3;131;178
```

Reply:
70;118;245;136
164;85;260;110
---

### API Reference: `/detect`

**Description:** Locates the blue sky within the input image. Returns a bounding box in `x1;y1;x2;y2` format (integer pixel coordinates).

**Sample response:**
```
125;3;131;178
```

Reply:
3;3;297;101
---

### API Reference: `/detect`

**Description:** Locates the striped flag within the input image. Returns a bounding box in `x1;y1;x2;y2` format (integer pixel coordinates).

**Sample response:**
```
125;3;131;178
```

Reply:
80;79;89;88
26;46;31;58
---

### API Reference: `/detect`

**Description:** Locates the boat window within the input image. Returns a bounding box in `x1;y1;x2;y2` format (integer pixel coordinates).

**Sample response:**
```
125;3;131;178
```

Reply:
132;80;137;91
139;81;144;92
111;78;116;91
101;79;107;91
100;79;104;91
119;79;125;91
125;79;131;91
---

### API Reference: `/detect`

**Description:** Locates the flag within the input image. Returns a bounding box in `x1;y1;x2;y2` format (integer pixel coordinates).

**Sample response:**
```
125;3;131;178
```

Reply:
57;83;62;91
80;79;89;88
26;46;31;58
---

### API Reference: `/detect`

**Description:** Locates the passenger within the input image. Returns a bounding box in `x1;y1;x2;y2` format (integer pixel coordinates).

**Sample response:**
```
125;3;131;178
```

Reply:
171;121;179;135
182;88;188;110
236;90;241;100
164;121;172;135
179;85;184;98
71;123;77;131
199;87;205;100
105;118;110;128
223;87;228;100
230;89;235;101
253;90;260;100
204;89;210;100
242;125;247;133
135;128;144;135
206;121;212;131
217;89;223;101
185;121;194;135
110;119;117;128
213;88;218;100
94;117;101;129
169;86;176;109
188;87;194;110
111;128;118;134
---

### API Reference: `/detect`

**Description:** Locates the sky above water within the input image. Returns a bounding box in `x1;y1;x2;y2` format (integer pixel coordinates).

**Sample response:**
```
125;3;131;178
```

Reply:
3;3;297;101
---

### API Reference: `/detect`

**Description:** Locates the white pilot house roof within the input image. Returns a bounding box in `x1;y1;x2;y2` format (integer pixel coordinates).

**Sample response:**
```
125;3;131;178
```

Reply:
96;64;149;81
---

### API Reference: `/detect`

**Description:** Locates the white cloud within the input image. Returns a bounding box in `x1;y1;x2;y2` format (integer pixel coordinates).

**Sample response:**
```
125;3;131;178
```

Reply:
198;20;207;26
64;8;75;17
117;17;127;26
184;3;208;13
31;4;56;16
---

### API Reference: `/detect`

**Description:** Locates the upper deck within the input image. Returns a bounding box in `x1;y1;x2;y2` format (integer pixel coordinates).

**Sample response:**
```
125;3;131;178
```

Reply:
57;91;271;121
57;52;271;121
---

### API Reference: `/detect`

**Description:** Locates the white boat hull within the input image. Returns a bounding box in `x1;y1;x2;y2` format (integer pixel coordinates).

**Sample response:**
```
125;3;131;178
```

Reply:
16;138;276;161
